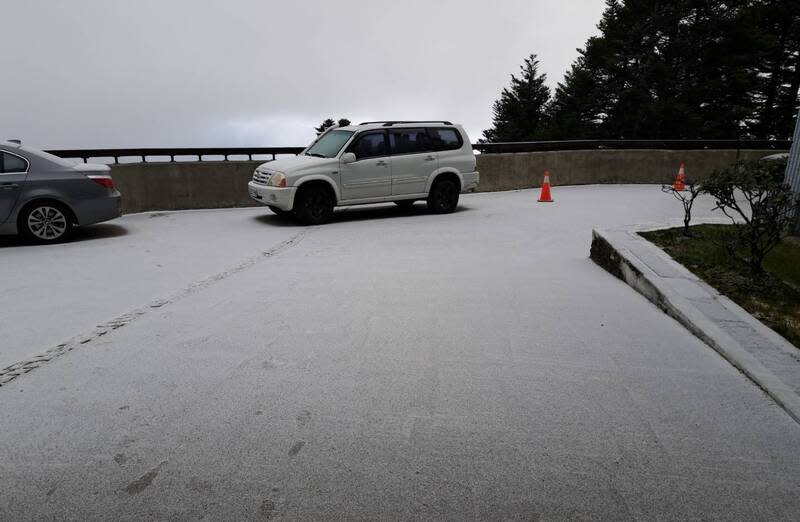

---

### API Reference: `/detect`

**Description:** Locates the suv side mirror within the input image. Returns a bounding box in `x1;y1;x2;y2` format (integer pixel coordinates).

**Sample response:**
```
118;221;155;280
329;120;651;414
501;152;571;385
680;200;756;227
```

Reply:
341;152;356;164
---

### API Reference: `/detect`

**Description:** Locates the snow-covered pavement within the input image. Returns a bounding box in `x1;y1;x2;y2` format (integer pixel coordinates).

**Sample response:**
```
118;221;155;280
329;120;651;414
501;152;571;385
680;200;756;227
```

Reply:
0;208;304;371
2;187;799;520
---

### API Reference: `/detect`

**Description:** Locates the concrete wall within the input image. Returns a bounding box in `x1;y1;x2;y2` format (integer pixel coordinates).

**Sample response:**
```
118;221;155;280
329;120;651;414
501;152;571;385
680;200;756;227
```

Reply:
112;161;262;214
475;149;775;192
111;149;778;213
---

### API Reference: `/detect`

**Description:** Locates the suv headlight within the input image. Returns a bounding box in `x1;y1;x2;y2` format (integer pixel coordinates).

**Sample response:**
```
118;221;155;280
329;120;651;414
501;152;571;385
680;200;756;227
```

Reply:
269;173;287;188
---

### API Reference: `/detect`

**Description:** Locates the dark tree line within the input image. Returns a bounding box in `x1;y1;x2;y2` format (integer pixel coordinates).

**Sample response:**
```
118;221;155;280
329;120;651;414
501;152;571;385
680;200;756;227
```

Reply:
483;0;800;142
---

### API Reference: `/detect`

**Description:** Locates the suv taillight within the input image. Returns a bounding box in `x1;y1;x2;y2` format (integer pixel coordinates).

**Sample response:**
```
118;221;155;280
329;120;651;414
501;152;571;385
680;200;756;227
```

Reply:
88;175;114;189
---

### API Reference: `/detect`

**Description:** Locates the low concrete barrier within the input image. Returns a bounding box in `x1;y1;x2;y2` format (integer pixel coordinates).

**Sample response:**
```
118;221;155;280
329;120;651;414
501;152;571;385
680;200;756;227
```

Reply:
112;161;262;214
111;149;777;213
475;149;775;191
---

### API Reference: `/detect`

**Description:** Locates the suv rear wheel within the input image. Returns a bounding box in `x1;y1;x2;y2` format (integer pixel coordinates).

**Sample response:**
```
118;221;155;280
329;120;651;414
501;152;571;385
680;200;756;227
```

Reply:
427;178;459;214
294;184;334;225
20;202;73;243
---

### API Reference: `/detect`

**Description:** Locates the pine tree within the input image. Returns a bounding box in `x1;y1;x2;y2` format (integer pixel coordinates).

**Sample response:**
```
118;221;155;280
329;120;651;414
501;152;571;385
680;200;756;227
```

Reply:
314;118;351;136
748;0;800;139
546;48;609;139
545;0;799;140
482;55;551;142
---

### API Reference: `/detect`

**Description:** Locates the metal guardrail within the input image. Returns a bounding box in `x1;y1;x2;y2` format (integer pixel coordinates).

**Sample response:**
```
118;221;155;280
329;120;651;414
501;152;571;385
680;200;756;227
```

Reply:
46;140;792;163
472;139;792;154
46;147;306;164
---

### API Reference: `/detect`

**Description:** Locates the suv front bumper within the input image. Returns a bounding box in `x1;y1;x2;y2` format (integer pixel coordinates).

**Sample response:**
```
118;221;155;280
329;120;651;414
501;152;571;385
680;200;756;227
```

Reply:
248;182;297;211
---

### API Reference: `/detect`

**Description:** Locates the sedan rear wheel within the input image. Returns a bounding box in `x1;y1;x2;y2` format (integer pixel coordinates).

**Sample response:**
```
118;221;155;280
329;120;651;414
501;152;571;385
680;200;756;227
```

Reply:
20;203;73;243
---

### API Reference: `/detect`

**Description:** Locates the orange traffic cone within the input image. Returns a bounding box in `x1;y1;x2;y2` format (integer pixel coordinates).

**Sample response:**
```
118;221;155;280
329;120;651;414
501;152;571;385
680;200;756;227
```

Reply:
538;170;554;202
673;163;686;191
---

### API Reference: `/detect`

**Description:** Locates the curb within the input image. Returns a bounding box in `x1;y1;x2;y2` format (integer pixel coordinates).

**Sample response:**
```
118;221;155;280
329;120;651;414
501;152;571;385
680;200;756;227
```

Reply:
590;223;800;425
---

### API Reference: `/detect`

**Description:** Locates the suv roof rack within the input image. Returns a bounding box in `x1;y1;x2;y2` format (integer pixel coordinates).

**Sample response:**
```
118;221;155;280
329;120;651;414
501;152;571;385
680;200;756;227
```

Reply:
358;120;453;127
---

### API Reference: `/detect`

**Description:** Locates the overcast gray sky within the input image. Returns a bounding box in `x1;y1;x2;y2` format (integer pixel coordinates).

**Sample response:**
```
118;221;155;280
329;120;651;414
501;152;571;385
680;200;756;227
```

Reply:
0;1;606;149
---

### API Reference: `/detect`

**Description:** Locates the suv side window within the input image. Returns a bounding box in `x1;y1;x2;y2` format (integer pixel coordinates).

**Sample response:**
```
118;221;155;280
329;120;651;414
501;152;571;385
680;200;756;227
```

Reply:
389;129;432;155
428;128;463;151
348;131;388;160
1;152;28;173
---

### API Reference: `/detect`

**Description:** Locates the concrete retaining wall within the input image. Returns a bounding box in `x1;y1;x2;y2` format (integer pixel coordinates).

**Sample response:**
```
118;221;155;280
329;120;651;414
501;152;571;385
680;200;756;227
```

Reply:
475;149;774;192
111;149;777;213
111;161;262;214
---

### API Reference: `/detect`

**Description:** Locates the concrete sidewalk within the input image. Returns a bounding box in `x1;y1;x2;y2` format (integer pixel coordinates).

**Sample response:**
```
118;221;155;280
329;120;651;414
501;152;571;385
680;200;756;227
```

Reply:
591;223;800;424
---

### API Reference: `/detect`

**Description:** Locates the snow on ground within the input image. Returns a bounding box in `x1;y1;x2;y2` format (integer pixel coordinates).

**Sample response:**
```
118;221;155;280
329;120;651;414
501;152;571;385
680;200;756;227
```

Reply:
0;207;304;370
1;186;799;520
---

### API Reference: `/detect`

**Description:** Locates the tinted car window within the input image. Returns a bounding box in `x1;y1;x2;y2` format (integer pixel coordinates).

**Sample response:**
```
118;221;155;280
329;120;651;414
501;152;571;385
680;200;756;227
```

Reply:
349;132;387;160
389;129;432;155
1;152;28;173
428;128;463;151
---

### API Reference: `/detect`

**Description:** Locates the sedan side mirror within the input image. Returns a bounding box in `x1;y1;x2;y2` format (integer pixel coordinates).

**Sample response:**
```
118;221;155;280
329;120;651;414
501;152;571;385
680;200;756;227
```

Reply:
341;152;356;164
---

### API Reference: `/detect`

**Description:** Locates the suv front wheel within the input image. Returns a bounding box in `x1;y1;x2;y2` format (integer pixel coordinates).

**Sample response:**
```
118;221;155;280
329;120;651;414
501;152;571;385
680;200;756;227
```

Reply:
294;184;335;225
427;178;459;214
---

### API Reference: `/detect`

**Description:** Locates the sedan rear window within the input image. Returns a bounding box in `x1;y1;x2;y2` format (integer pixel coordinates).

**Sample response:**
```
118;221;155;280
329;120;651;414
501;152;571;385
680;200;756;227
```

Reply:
1;152;28;173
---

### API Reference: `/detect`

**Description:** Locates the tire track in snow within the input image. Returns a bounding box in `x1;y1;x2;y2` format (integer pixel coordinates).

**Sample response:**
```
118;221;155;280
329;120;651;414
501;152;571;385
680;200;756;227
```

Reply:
0;230;309;388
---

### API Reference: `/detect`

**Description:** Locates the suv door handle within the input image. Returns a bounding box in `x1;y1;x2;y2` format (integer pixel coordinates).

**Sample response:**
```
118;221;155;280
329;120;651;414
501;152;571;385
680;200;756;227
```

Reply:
424;155;436;161
375;160;388;167
0;183;19;190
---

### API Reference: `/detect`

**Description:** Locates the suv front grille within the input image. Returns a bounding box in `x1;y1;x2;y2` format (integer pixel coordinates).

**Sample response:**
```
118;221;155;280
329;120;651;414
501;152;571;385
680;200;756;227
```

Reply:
253;171;272;185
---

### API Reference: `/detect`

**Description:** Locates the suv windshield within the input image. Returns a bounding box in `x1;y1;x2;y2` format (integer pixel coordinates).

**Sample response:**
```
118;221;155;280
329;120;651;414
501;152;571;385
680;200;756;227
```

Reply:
305;130;354;158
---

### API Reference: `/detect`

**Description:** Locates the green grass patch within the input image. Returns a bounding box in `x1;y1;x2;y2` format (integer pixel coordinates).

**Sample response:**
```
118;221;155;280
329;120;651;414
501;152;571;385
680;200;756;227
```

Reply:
640;224;800;348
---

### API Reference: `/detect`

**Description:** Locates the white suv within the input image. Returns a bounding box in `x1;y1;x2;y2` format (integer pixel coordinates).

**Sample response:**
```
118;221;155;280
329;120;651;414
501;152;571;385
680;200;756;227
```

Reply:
247;121;479;224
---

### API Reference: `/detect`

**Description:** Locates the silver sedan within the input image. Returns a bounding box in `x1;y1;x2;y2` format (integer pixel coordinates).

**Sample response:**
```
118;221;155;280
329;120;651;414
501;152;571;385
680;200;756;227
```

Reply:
0;140;121;243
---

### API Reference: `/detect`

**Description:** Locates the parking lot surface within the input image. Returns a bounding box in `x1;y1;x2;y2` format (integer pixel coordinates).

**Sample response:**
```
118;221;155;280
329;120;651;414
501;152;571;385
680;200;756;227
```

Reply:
2;186;799;520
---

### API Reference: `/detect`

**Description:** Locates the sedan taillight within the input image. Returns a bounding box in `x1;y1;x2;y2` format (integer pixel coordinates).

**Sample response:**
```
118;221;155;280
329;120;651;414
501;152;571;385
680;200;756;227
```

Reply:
88;175;114;189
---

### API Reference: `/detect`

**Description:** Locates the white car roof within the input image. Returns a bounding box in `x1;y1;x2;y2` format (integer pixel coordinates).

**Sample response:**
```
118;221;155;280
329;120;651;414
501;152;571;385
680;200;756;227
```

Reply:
337;121;461;132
